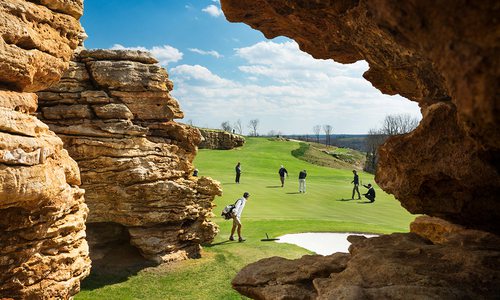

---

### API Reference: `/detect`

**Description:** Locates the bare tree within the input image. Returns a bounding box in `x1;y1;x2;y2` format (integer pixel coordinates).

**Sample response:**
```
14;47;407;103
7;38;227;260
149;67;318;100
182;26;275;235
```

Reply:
313;125;321;143
323;124;333;147
381;114;419;135
233;119;243;135
248;119;259;136
221;121;232;132
364;113;420;173
186;119;193;126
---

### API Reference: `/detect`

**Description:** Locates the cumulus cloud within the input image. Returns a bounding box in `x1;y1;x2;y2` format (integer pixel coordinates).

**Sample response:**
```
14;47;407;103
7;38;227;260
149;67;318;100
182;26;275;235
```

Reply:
110;44;183;66
202;4;223;17
188;48;223;58
170;40;420;134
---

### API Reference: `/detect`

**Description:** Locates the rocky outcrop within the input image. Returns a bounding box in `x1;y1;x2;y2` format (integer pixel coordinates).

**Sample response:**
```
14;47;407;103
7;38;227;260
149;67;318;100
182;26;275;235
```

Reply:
220;0;499;234
198;129;245;150
0;1;89;299
232;216;500;299
37;49;222;264
221;0;499;298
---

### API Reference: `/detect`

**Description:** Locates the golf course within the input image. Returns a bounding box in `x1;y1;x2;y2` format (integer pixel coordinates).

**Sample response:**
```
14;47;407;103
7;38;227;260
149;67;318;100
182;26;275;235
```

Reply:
77;137;416;299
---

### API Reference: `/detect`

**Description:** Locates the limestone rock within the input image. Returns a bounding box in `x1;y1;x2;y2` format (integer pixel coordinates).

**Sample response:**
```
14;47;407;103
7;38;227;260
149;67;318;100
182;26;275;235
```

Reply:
37;49;222;264
0;0;84;92
220;0;500;234
232;218;500;299
198;129;245;150
0;91;90;299
0;1;89;298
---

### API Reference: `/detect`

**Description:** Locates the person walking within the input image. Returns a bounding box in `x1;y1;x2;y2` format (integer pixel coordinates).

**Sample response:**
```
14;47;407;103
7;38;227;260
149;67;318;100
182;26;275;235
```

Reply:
278;165;288;187
362;183;376;203
298;169;307;193
229;192;250;242
235;162;241;184
351;170;361;200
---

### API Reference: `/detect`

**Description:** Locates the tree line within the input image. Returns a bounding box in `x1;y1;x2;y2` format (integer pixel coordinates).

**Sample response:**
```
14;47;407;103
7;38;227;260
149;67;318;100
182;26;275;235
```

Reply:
220;119;260;136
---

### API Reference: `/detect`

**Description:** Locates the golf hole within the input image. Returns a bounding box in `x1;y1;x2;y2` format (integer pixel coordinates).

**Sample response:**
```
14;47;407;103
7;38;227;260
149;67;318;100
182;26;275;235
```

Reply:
275;232;378;255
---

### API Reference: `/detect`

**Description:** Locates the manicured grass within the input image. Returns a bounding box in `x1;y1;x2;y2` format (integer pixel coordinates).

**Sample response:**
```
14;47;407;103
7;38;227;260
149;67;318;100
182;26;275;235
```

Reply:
76;137;416;300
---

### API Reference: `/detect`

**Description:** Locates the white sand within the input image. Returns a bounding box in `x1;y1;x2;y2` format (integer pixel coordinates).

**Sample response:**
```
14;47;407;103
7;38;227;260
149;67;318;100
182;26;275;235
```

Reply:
275;232;378;255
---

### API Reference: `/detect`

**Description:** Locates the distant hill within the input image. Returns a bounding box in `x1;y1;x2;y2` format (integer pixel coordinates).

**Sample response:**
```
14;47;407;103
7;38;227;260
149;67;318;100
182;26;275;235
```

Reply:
285;134;369;152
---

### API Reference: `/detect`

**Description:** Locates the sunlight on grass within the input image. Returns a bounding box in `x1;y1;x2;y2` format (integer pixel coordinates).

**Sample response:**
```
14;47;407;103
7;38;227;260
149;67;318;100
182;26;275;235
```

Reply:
77;137;416;299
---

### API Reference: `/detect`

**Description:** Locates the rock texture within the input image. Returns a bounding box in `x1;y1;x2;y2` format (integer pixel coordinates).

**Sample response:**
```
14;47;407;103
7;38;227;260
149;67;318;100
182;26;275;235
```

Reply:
0;1;89;298
232;216;500;299
198;129;245;150
37;49;222;264
220;0;500;237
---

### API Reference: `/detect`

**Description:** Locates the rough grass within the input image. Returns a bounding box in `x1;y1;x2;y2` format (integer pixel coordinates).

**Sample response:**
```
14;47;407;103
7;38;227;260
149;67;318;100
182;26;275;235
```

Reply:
291;141;365;170
76;137;415;300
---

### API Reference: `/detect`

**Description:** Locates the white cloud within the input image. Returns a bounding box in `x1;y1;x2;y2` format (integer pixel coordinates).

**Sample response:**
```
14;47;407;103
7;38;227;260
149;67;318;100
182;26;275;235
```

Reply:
110;44;183;66
170;40;420;134
202;4;223;17
188;48;223;58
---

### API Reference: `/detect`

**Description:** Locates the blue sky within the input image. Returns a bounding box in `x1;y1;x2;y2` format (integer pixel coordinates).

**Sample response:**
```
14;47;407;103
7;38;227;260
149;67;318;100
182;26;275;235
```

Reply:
81;0;420;135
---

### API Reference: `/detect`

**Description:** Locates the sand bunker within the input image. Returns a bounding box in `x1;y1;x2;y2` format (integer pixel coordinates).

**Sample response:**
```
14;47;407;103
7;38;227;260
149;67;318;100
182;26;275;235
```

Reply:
276;232;378;255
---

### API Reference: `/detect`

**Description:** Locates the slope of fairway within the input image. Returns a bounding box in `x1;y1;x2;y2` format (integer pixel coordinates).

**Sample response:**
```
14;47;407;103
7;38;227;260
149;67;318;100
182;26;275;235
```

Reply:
77;137;416;300
195;137;413;232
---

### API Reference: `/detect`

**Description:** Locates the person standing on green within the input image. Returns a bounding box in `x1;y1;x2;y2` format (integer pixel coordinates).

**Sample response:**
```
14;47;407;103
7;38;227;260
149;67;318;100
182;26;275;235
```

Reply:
278;165;288;187
298;169;307;193
235;162;241;184
351;170;361;200
229;192;250;242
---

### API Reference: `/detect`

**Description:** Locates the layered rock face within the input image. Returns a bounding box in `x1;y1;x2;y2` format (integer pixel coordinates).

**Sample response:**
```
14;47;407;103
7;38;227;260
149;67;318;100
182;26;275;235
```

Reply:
37;49;222;264
233;217;500;299
0;0;90;298
221;0;499;298
198;129;245;150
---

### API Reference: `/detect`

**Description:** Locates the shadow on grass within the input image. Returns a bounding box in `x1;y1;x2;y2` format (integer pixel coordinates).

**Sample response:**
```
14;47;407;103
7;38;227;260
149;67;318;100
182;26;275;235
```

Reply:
286;192;302;194
336;198;353;201
204;240;235;248
358;201;375;204
266;185;282;188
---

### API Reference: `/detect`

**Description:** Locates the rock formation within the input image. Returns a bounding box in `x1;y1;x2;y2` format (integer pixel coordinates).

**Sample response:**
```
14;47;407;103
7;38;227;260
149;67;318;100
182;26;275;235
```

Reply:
221;0;499;298
0;0;90;298
198;128;245;150
37;49;222;265
232;216;500;299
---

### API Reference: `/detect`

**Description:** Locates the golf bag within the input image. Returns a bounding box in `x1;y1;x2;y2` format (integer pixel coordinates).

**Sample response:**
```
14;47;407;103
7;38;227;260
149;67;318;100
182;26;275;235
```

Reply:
221;199;241;220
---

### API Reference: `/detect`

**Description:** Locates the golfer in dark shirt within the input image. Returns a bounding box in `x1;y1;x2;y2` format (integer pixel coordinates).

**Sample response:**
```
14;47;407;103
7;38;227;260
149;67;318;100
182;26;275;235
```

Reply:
362;183;376;203
351;170;361;200
298;170;307;193
278;165;288;187
235;162;241;183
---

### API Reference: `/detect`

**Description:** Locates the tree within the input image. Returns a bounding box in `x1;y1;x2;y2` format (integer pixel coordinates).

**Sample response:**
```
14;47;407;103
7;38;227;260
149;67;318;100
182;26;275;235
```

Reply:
364;113;420;173
233;119;243;135
248;119;259;136
323;124;333;147
221;121;232;132
313;125;321;143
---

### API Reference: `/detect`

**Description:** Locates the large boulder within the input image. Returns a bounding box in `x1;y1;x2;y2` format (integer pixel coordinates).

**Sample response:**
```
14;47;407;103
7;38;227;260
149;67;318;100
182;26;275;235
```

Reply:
198;128;245;150
37;49;222;264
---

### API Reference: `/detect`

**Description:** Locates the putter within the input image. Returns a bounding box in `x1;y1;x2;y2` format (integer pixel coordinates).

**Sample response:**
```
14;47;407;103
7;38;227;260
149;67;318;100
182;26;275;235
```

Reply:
261;233;280;241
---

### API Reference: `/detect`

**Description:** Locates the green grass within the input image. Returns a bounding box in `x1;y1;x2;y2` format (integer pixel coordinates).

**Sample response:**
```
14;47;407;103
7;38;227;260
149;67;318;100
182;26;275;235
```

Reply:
77;137;415;299
292;141;366;170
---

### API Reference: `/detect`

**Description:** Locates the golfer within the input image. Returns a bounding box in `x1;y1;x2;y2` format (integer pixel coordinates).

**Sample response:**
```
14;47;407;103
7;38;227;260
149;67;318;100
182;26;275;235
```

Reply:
362;183;376;203
229;192;250;242
351;170;361;200
278;165;288;187
298;170;307;193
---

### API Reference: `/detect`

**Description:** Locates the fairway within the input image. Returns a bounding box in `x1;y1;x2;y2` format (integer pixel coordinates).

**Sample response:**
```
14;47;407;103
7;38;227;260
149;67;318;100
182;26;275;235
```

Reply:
196;137;414;232
77;137;416;300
